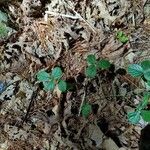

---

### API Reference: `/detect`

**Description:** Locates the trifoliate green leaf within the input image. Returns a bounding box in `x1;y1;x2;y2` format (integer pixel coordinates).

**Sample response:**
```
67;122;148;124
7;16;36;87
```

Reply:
127;93;150;124
85;65;97;78
37;70;50;82
43;80;55;91
127;111;141;124
81;103;92;118
97;59;111;69
141;60;150;71
116;31;129;44
86;54;96;65
141;110;150;122
58;80;67;92
51;67;63;80
128;64;143;77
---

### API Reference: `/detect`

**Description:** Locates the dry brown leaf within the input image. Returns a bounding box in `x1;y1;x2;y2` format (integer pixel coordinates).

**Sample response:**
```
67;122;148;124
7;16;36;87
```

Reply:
101;36;126;60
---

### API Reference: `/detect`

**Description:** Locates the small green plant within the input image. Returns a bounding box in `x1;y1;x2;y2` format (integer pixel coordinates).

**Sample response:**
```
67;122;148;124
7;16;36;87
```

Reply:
127;93;150;124
81;103;92;118
37;67;67;92
116;31;129;44
127;60;150;124
85;54;111;78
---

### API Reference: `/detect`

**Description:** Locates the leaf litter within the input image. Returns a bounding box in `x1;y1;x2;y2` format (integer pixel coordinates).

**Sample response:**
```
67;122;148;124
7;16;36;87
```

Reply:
0;0;150;150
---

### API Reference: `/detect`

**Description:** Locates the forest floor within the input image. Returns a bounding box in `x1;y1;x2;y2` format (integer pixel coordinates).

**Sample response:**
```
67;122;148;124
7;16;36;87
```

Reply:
0;0;150;150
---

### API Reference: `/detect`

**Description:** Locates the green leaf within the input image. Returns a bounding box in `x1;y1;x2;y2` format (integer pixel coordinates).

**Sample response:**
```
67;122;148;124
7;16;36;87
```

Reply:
120;36;129;44
137;93;150;111
128;64;143;77
117;31;123;38
86;54;96;65
127;111;141;124
144;70;150;81
37;70;50;82
51;67;63;80
58;80;67;92
43;80;55;91
97;59;111;69
141;60;150;71
116;31;129;44
85;65;97;78
141;110;150;122
81;103;92;118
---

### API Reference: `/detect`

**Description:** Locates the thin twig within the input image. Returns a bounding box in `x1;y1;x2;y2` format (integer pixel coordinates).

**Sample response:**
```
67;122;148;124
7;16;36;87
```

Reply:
45;0;96;33
122;76;139;88
21;91;37;126
78;91;86;116
45;11;81;20
65;1;96;33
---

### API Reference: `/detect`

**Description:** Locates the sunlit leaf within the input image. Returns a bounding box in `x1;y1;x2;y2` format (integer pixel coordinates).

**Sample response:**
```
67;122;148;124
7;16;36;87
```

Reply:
116;31;129;44
116;31;123;38
120;36;129;44
128;64;143;77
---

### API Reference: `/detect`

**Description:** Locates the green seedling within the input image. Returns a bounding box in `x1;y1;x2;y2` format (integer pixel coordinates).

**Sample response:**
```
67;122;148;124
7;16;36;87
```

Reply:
116;31;129;44
127;93;150;124
85;54;111;78
37;67;67;92
127;60;150;124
